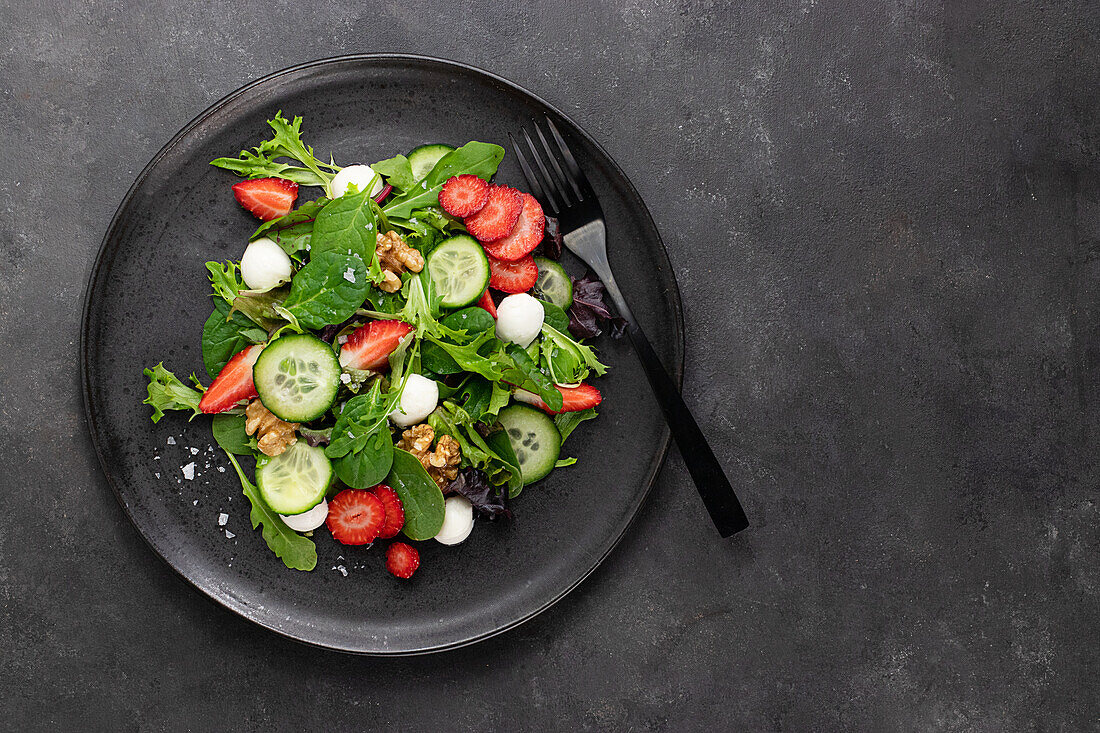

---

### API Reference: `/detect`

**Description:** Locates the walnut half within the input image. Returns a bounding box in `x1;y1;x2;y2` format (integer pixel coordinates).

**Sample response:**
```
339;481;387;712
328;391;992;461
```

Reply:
396;423;462;487
244;399;299;457
376;231;425;293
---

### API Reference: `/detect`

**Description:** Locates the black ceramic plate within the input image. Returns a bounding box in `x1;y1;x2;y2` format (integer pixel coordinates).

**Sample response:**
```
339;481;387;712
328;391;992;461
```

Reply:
82;55;683;654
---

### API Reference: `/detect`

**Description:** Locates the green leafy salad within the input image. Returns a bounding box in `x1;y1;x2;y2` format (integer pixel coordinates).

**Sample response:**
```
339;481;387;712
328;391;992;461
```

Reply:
143;113;612;578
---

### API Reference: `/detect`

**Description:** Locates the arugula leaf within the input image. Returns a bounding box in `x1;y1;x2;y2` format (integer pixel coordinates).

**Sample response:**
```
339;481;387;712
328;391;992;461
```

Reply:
555;457;578;468
382;141;504;218
309;188;383;286
386;449;446;540
206;261;244;306
251;198;329;257
503;343;563;412
212;413;258;456
202;300;266;379
326;382;389;459
224;452;317;571
143;363;203;423
210;112;339;188
283;250;373;329
371;154;416;193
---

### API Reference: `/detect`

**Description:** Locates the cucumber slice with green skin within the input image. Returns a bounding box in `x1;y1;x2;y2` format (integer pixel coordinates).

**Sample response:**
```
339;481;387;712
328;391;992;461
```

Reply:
253;334;341;422
533;257;573;308
408;143;455;181
427;234;491;309
497;404;561;484
256;441;333;515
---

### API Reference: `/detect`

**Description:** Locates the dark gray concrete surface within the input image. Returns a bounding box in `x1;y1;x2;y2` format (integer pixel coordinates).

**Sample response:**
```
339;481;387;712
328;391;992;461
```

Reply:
2;1;1098;730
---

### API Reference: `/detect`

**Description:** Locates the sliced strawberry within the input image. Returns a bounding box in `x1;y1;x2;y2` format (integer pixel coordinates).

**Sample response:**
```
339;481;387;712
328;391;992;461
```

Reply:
385;542;420;579
515;383;602;415
231;177;298;221
487;253;539;293
464;185;522;242
198;344;264;414
476;289;498;318
481;193;545;261
339;319;413;371
326;489;385;545
439;174;490;218
370;484;405;539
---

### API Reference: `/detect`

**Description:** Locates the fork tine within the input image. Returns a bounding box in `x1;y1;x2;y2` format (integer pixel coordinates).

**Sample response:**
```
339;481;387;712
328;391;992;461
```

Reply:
521;129;563;214
508;132;557;214
534;123;579;205
545;117;597;201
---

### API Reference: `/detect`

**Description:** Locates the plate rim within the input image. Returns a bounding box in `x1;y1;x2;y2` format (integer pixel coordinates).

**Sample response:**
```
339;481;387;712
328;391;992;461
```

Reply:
80;53;685;655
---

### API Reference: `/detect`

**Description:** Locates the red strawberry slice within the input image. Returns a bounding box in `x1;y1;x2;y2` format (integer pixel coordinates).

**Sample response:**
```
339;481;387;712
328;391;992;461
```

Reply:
476;289;497;318
326;489;385;545
481;193;545;261
464;185;522;242
370;484;405;539
487;253;539;293
515;382;602;415
198;344;264;414
385;542;420;579
231;177;298;221
439;174;490;218
339;319;413;371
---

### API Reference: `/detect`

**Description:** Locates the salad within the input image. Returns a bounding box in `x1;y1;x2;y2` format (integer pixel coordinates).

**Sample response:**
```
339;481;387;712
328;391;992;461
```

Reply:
142;114;623;578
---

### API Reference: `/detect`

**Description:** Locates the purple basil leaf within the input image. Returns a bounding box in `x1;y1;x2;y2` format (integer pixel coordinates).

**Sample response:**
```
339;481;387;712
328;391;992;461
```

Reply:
567;272;627;340
444;468;512;521
534;215;563;259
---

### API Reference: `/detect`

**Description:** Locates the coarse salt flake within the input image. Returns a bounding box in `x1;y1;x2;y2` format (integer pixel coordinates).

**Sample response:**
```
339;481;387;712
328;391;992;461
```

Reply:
218;513;229;526
340;373;351;384
343;267;356;283
337;335;348;345
190;447;199;455
217;466;225;473
181;462;196;480
225;529;235;539
167;436;176;445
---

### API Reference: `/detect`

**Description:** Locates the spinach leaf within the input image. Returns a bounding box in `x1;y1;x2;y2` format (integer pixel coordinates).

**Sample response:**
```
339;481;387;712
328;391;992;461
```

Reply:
325;384;396;488
371;154;416;193
202;300;265;378
210;112;339;189
143;363;203;423
310;187;379;267
443;306;495;335
540;301;570;333
212;413;257;456
206;261;244;306
283;250;373;329
453;377;508;423
382;141;504;218
251;198;328;257
504;343;563;412
387;448;446;540
333;429;393;489
225;452;317;571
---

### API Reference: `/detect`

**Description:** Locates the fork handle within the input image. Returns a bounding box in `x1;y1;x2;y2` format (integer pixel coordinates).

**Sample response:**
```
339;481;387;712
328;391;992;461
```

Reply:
599;275;750;537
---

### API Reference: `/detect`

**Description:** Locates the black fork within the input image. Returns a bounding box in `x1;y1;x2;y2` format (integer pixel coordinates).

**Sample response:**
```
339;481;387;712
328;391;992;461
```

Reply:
510;119;750;537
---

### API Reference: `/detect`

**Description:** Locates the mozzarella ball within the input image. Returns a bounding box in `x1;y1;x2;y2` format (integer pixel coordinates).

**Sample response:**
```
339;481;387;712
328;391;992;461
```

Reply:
328;164;383;198
495;293;545;348
388;373;439;427
240;237;293;290
434;495;474;545
279;499;328;532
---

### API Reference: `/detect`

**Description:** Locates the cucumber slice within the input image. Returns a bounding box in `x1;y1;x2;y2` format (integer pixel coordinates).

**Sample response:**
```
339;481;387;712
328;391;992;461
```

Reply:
408;143;455;181
253;334;341;422
427;234;491;309
533;257;573;308
497;404;561;484
256;441;333;515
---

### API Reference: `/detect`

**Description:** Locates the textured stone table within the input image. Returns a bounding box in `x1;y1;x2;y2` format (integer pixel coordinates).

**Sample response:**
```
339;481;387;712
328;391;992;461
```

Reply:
2;1;1097;729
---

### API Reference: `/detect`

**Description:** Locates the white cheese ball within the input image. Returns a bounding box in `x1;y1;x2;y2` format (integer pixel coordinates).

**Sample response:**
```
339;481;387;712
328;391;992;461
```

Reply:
328;164;383;198
434;495;474;545
388;373;439;427
240;237;293;291
279;499;328;532
495;293;545;348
